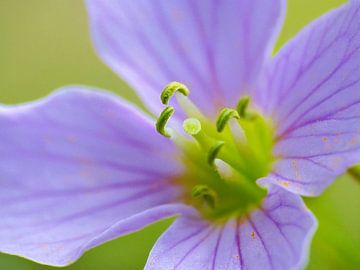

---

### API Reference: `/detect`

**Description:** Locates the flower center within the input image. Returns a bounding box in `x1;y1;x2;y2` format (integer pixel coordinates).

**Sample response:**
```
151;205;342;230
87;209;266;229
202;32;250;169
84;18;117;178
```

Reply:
156;82;275;222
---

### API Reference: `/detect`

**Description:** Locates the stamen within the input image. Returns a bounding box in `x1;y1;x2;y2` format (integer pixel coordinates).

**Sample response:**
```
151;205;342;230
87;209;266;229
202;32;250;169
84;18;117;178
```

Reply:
192;185;216;208
156;106;175;137
216;108;240;132
236;96;257;120
236;96;250;118
183;118;202;135
348;166;360;183
207;141;225;166
161;81;190;105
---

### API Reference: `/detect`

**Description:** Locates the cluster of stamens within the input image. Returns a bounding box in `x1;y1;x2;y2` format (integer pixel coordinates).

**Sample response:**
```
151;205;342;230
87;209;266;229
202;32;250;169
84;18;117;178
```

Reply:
155;82;274;220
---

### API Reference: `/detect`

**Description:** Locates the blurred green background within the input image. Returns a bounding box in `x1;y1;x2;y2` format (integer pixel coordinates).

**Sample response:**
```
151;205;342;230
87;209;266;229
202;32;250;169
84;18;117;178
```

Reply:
0;0;359;269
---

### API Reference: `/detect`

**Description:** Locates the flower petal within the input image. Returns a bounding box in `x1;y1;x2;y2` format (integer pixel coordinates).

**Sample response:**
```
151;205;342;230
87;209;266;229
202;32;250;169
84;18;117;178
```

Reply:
145;185;316;270
256;1;360;195
86;0;286;117
0;87;184;266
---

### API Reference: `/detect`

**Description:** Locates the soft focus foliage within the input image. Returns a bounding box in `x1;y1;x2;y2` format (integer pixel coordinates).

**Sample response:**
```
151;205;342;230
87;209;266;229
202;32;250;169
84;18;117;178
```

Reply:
1;0;359;269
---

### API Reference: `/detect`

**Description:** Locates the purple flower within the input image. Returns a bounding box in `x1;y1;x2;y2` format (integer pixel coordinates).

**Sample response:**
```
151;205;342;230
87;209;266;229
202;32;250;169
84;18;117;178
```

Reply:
1;0;360;269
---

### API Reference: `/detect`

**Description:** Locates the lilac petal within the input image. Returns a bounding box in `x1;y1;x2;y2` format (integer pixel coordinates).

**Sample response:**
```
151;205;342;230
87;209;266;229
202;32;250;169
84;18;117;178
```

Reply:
145;185;316;270
0;87;184;266
255;1;360;196
86;0;285;117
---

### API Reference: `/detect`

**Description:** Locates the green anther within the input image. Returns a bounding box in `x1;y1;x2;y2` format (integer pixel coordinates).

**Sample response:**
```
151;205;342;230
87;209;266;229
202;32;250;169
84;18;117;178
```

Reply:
348;165;360;183
216;108;240;132
236;96;250;118
237;96;258;120
207;141;225;166
161;81;190;105
183;118;202;135
192;185;216;208
156;106;175;137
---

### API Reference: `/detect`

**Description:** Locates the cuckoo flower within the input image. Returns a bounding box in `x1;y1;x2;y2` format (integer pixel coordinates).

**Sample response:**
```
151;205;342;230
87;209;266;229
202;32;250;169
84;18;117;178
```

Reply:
1;0;360;269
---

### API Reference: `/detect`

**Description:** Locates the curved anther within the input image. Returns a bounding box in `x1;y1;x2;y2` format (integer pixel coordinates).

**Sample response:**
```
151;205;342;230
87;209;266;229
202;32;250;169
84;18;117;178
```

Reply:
161;81;190;105
192;185;216;208
348;166;360;183
155;106;175;138
216;108;240;132
183;118;202;135
207;141;225;166
237;96;258;120
236;96;250;118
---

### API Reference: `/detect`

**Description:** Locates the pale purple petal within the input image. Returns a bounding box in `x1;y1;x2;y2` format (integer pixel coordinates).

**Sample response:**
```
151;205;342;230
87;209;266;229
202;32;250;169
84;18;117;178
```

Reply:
145;185;316;270
86;0;285;117
255;1;360;195
0;87;184;266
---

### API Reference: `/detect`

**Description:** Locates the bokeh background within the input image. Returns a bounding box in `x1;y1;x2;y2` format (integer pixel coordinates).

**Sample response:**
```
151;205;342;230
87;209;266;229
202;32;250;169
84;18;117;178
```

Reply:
0;0;359;269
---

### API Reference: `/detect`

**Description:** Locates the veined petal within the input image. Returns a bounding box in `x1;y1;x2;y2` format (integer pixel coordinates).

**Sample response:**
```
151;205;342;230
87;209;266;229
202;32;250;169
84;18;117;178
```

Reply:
86;0;285;117
145;185;316;270
256;1;360;195
0;87;184;266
